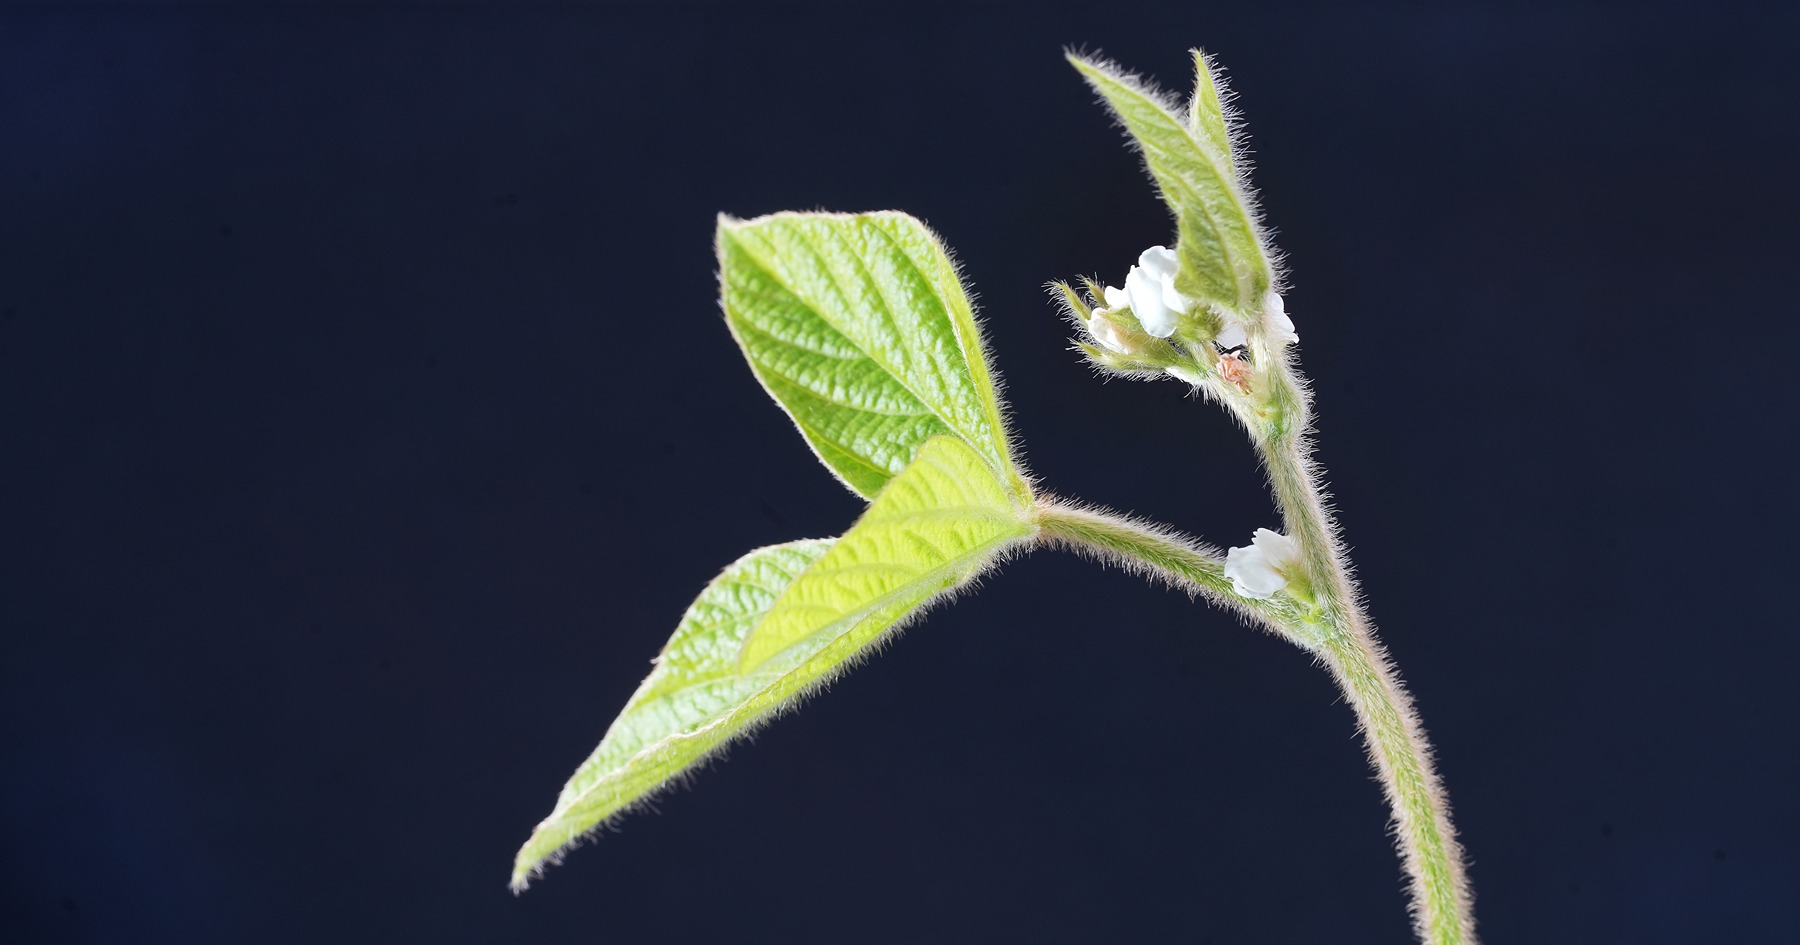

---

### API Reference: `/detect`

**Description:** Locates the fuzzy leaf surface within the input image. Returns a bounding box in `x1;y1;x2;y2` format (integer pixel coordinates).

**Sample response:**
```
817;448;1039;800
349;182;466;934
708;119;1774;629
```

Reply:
1071;55;1270;314
739;435;1036;671
718;211;1024;500
511;539;830;889
513;438;1033;890
1187;49;1235;173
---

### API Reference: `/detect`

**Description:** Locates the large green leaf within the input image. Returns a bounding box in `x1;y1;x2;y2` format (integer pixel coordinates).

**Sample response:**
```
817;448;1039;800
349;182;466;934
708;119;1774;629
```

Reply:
739;434;1036;671
1070;54;1270;315
718;211;1026;501
511;436;1035;890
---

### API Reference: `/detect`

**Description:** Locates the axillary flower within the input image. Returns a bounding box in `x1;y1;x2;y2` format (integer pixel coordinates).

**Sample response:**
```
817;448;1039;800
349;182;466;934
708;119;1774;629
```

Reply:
1224;528;1301;600
1216;289;1299;350
1084;307;1139;354
1092;245;1195;338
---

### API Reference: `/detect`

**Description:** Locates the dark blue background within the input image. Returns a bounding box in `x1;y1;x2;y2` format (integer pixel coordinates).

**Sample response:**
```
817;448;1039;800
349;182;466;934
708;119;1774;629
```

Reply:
5;2;1796;942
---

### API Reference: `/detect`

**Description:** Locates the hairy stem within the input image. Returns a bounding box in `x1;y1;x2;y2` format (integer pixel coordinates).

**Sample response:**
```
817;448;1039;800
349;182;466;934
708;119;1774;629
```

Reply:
1034;366;1477;943
1031;499;1314;648
1259;367;1478;945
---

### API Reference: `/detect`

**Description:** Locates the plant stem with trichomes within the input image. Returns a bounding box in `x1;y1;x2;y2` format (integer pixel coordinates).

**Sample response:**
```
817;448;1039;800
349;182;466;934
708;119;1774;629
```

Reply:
1256;361;1476;945
1031;371;1477;944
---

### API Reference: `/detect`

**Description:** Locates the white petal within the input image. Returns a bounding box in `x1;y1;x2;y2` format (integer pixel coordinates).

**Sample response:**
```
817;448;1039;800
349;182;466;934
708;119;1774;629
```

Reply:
1159;278;1195;314
1225;543;1288;600
1087;314;1133;354
1137;245;1180;280
1264;291;1298;344
1250;528;1300;568
1102;285;1130;311
1214;318;1247;350
1125;265;1178;337
1138;245;1194;314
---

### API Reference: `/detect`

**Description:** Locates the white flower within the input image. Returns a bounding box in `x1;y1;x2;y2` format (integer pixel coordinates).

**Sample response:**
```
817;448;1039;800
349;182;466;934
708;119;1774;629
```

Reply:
1215;315;1248;351
1085;310;1135;354
1224;528;1301;600
1101;284;1130;313
1088;246;1199;341
1264;290;1299;344
1214;291;1297;351
1121;246;1194;338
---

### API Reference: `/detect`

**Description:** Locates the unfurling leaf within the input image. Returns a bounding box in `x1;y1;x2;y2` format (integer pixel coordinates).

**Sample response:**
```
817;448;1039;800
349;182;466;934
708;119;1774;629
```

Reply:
512;436;1034;890
718;211;1026;501
1070;54;1270;315
1186;49;1235;173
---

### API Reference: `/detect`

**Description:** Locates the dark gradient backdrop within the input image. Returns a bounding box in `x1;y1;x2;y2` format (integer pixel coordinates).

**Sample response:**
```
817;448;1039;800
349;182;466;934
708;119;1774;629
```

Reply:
4;3;1797;943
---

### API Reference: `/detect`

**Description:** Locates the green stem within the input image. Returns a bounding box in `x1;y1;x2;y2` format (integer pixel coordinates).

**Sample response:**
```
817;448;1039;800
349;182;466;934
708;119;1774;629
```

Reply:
1258;367;1478;945
1032;500;1313;648
1033;358;1477;943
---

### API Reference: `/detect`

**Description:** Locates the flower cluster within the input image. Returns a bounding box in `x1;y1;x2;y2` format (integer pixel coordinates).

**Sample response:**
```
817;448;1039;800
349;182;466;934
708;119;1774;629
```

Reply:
1082;246;1298;353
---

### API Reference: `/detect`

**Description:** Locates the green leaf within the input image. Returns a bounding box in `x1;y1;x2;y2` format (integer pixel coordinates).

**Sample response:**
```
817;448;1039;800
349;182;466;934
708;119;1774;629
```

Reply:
1070;54;1270;315
718;210;1025;501
739;434;1036;671
1186;49;1235;173
510;539;830;890
511;437;1034;890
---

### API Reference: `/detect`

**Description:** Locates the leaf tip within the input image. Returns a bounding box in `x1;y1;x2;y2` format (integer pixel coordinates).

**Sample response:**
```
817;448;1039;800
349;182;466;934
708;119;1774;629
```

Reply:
508;858;539;895
1065;49;1106;82
715;212;748;245
510;823;573;893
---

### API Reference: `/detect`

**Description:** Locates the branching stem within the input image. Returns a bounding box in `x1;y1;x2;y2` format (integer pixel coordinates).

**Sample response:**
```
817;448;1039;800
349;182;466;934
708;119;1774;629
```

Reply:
1032;499;1314;648
1258;365;1478;945
1032;364;1477;944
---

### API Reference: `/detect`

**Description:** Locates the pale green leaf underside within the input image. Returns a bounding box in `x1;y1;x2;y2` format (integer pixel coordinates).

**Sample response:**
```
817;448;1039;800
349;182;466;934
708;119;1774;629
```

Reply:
1071;55;1269;313
739;435;1036;671
511;539;830;889
718;211;1023;501
511;438;1035;890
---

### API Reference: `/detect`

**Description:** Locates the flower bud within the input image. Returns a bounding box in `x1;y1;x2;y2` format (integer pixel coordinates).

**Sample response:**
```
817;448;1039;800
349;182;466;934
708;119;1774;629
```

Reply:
1086;310;1138;354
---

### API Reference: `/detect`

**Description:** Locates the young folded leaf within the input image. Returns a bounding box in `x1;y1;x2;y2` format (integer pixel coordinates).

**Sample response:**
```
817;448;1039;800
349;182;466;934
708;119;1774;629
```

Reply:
1070;54;1271;316
512;436;1034;890
1186;49;1237;174
718;211;1025;501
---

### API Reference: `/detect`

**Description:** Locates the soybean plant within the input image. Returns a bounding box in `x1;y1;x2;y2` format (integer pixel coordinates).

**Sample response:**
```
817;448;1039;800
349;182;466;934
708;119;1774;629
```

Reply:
512;49;1477;945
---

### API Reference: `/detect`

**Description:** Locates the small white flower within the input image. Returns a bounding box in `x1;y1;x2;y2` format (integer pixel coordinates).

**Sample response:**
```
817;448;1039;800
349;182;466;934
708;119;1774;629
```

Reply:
1085;310;1135;354
1212;290;1297;350
1264;290;1299;344
1225;528;1301;600
1122;246;1194;338
1081;285;1141;354
1215;314;1248;350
